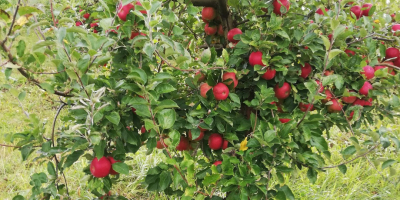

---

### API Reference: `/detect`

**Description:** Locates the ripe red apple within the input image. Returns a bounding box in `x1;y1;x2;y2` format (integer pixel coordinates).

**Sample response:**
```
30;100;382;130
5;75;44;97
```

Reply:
353;98;372;106
392;24;400;36
249;51;265;67
315;80;324;93
322;90;333;104
272;0;290;16
359;81;373;96
328;33;333;41
394;57;400;67
360;65;375;80
261;68;276;80
342;90;357;104
227;28;242;43
374;65;396;75
200;83;212;98
222;140;228;150
345;49;356;56
195;71;206;82
156;139;168;149
274;82;291;100
83;13;90;19
279;118;291;123
135;1;147;14
76;21;83;26
198;126;208;132
188;130;204;141
202;7;216;22
208;133;223;150
222;72;238;88
107;156;120;175
217;24;224;36
213;83;229;100
93;29;98;33
90;157;112;178
205;23;217;35
391;13;396;22
176;136;190;151
141;126;146;134
327;98;343;113
300;63;312;78
316;8;329;15
385;47;399;60
271;102;283;113
299;102;314;112
118;3;135;21
130;32;146;40
350;6;362;19
324;70;334;76
213;161;222;166
304;46;309;50
348;111;355;120
90;23;98;28
361;3;373;16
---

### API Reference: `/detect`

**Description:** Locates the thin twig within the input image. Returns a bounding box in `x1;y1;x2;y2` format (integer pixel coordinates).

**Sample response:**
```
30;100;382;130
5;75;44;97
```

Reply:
0;144;40;148
49;0;57;27
51;103;66;147
236;14;270;26
3;0;21;43
377;62;400;71
321;144;378;169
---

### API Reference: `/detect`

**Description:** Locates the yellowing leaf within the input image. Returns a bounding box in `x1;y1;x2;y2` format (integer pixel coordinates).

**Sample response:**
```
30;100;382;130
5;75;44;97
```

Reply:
374;19;380;23
63;39;69;44
240;137;248;151
16;14;32;26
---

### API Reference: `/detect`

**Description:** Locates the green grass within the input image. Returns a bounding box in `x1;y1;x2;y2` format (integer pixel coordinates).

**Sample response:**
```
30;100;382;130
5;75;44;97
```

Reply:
1;34;399;200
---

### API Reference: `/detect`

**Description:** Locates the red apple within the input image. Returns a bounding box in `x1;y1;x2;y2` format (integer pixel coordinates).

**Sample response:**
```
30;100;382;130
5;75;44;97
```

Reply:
141;126;146;134
90;157;112;178
200;83;212;98
213;161;222;166
130;32;146;40
227;28;242;43
261;68;276;80
300;63;312;78
222;72;238;88
202;7;216;22
392;24;400;36
316;8;329;15
195;71;206;82
107;156;120;175
208;133;223;150
75;21;83;26
315;80;324;93
90;23;98;28
345;49;356;56
348;111;355;120
327;98;343;113
361;3;373;16
135;1;147;14
118;3;135;21
360;65;375;80
198;126;208;132
359;81;372;96
328;33;333;41
374;65;396;75
385;47;399;60
83;13;90;19
272;0;290;16
322;90;333;104
213;83;229;100
249;51;265;67
217;24;224;36
205;23;217;35
304;46;309;50
176;136;190;151
222;140;228;150
271;102;283;113
93;29;98;33
299;102;314;112
342;90;357;104
394;57;400;67
353;98;372;106
391;13;396;22
156;139;168;149
279;118;291;123
274;82;291;100
188;130;204;141
324;70;334;76
349;6;362;19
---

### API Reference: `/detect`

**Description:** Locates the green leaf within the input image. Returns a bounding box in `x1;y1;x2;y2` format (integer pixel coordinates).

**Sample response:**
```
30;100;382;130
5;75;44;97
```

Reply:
4;62;20;69
307;168;317;184
18;6;42;15
63;150;84;169
94;140;106;159
127;68;148;85
333;25;346;39
341;145;356;156
202;174;220;185
154;99;179;113
47;161;56;176
229;93;240;104
153;73;174;81
156;109;176;129
280;185;295;200
20;144;33;161
12;195;25;200
334;75;344;90
159;171;172;191
382;159;396;170
18;91;26;101
311;136;328;151
32;41;56;51
338;164;347;174
172;25;184;35
16;40;26;57
155;83;176;94
328;49;343;60
169;129;180;147
112;162;129;175
66;27;88;34
143;42;156;59
201;48;211;64
320;35;330;51
106;111;120;125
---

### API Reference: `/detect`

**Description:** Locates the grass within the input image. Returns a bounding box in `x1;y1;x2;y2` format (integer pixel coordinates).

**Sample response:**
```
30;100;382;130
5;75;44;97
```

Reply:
1;34;399;200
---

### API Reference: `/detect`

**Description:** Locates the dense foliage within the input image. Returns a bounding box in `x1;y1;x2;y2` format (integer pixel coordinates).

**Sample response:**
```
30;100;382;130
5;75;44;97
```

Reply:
1;0;400;199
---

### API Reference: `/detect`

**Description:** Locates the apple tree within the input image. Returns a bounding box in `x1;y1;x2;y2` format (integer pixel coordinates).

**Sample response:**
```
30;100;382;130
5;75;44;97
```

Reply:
1;0;400;199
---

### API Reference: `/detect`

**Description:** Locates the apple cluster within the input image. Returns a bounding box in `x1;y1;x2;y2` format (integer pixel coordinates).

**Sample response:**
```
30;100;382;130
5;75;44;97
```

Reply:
201;7;224;36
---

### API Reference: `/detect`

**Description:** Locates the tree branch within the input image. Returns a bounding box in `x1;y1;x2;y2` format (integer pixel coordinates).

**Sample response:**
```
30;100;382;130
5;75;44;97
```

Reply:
321;144;378;169
3;0;21;43
236;14;270;26
377;62;400;71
